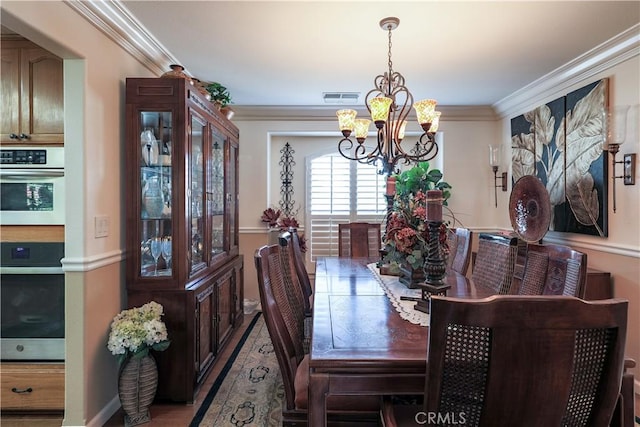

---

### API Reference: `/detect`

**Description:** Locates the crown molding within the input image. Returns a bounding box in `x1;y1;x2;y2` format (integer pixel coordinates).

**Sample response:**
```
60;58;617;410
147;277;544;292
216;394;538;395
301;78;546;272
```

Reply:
65;1;497;121
494;24;640;119
68;1;636;123
63;0;176;76
230;105;498;122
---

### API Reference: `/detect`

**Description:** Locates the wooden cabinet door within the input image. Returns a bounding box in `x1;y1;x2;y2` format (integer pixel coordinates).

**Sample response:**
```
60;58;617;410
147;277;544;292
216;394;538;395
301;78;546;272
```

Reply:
233;262;244;325
195;284;215;380
226;140;239;256
0;47;21;142
0;40;63;144
20;47;63;143
215;270;233;348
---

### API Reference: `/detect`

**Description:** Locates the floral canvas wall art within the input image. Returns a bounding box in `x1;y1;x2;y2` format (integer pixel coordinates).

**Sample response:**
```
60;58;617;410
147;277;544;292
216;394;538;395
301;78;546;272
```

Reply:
511;78;609;237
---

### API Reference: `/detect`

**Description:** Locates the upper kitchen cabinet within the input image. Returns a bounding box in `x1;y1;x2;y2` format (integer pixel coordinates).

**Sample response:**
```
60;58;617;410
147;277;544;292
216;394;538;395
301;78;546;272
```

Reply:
1;38;64;145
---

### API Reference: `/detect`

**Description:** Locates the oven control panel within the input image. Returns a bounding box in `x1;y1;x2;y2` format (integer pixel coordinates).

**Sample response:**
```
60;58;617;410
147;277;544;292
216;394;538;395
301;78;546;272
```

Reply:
0;149;47;165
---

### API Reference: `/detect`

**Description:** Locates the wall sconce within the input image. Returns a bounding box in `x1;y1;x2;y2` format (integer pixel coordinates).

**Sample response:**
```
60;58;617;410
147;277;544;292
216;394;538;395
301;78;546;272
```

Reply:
606;105;637;213
489;145;508;208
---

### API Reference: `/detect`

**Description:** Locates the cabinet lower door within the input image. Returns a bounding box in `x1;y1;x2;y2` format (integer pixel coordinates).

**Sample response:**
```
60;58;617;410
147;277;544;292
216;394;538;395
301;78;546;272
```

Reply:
195;285;215;381
216;271;233;348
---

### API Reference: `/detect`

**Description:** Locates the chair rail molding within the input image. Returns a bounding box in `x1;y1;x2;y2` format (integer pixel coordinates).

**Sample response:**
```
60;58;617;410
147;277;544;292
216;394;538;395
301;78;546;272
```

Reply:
61;249;124;272
496;228;639;259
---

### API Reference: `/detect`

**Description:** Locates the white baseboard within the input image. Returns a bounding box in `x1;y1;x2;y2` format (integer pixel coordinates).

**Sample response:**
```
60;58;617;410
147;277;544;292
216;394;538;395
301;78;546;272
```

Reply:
86;395;120;427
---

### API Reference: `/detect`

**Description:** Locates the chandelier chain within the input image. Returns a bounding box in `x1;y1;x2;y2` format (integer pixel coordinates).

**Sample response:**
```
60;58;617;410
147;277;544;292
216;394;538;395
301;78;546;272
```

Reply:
387;26;394;77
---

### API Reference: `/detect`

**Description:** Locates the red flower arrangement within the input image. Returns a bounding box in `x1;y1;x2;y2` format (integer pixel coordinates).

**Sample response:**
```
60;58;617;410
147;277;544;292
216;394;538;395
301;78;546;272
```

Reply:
260;207;306;252
384;190;449;270
381;162;455;271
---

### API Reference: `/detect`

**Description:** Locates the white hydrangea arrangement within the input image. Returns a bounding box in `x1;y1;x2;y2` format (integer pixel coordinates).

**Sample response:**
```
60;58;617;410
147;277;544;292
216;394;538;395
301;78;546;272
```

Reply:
107;301;170;366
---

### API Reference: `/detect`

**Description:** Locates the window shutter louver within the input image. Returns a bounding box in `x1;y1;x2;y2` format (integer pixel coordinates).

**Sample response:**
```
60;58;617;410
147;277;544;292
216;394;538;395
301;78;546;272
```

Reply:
308;154;386;260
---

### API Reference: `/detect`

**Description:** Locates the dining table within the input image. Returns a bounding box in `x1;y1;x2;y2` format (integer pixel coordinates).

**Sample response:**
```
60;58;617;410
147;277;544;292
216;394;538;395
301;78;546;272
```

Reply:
307;257;496;426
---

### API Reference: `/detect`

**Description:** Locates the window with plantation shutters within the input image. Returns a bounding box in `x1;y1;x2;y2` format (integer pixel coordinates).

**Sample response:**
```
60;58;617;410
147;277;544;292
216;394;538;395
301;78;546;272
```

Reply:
307;153;386;260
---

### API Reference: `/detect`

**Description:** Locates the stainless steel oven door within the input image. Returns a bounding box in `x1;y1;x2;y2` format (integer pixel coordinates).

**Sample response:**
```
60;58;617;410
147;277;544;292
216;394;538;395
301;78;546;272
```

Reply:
0;169;65;225
0;266;65;360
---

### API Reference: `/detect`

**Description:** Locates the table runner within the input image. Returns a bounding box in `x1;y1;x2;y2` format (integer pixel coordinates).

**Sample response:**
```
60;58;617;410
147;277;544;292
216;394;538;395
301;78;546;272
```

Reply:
367;263;429;326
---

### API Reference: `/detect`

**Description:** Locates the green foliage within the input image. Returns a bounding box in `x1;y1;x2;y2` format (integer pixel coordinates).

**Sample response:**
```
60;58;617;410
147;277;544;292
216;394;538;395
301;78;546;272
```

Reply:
382;162;455;271
205;82;233;107
394;162;452;205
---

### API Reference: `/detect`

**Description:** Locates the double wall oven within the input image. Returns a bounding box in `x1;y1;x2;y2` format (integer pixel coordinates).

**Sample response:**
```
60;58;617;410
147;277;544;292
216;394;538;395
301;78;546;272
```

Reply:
0;146;65;361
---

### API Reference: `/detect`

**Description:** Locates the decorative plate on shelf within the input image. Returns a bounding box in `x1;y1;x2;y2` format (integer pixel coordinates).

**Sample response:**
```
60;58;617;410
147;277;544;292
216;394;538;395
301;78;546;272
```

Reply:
509;175;551;243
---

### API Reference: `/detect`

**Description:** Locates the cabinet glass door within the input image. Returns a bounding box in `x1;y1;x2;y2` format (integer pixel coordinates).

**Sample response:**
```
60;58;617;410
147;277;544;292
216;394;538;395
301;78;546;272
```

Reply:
189;113;206;274
139;111;173;278
228;142;238;252
208;128;226;259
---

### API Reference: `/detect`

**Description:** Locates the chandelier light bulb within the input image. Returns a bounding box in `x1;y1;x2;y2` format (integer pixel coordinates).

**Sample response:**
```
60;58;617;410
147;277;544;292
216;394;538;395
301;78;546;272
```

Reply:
336;109;357;137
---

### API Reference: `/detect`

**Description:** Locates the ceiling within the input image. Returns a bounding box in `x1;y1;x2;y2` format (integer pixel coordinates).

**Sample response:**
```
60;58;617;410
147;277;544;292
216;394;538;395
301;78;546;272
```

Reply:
117;2;638;108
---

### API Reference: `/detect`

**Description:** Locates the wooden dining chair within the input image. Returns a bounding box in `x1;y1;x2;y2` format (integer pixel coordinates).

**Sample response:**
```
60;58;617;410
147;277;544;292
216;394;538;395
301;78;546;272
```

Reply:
279;228;313;316
254;244;380;426
381;295;629;427
471;233;518;294
516;242;587;297
338;222;382;258
446;227;473;276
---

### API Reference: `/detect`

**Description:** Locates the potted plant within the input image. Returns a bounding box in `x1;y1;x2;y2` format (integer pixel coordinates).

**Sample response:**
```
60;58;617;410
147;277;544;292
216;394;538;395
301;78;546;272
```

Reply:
382;162;454;285
205;82;234;118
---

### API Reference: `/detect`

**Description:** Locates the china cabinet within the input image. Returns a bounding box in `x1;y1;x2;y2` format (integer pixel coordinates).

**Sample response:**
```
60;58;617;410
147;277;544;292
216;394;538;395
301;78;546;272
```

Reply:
0;37;64;145
125;78;242;402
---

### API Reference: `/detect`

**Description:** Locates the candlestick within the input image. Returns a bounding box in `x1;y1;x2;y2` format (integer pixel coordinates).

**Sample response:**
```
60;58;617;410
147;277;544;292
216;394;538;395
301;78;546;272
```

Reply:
426;190;442;222
386;176;396;196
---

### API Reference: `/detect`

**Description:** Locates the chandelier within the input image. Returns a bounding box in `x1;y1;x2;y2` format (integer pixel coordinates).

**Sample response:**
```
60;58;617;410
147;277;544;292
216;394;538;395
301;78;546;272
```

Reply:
336;17;441;178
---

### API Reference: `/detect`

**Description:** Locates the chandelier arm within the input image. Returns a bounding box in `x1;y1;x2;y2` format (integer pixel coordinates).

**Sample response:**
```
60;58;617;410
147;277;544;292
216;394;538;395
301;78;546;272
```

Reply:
405;133;439;162
338;137;368;162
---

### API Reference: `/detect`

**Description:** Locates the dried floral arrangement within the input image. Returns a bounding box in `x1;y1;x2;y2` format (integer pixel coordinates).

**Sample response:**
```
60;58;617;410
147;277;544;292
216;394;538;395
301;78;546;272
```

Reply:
260;207;307;252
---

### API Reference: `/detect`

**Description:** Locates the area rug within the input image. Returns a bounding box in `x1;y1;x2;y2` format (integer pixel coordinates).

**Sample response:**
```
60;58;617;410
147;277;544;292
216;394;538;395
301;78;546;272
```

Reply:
189;312;284;426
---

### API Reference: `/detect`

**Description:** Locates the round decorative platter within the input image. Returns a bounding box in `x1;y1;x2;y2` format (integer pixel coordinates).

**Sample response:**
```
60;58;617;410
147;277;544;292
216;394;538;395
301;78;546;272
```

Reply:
508;175;551;243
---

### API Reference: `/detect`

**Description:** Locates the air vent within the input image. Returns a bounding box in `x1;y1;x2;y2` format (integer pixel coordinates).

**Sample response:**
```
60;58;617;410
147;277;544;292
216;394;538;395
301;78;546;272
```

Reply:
322;92;360;104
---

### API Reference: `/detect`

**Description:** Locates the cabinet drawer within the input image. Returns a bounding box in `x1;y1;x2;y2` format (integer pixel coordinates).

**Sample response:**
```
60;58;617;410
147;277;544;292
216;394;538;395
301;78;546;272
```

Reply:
1;363;64;411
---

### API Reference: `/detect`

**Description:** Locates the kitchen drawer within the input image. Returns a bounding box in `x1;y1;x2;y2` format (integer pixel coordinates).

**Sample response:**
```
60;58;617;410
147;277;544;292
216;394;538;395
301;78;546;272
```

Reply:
1;363;64;411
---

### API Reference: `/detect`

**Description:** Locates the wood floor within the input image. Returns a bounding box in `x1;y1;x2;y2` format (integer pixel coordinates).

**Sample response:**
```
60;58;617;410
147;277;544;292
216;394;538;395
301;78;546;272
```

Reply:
1;312;640;426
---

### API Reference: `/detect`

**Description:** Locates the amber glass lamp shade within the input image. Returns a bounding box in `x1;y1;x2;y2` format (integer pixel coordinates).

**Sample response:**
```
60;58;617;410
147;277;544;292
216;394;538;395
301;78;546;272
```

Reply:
428;111;441;133
337;109;357;137
370;97;393;129
391;120;408;141
354;119;371;143
414;99;438;131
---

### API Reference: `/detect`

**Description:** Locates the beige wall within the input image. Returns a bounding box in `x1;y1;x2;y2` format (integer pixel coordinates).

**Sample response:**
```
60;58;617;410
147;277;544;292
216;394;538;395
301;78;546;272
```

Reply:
2;1;152;425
